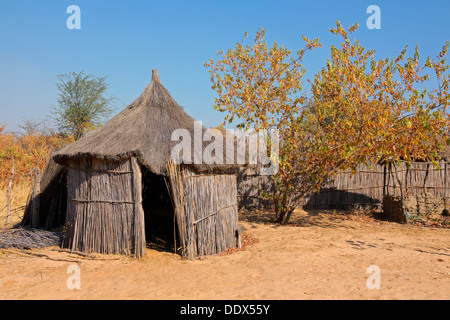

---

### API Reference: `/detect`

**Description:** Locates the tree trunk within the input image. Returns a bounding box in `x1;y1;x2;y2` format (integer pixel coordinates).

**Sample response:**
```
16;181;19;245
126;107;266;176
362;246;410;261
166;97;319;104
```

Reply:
281;207;295;225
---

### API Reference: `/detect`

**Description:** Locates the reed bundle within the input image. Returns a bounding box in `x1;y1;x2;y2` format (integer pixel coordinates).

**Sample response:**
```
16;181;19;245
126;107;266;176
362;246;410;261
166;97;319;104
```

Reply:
0;228;62;249
166;158;188;256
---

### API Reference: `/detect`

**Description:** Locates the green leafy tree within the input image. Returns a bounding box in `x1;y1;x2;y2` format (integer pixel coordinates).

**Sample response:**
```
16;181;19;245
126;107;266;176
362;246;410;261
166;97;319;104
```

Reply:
51;71;117;140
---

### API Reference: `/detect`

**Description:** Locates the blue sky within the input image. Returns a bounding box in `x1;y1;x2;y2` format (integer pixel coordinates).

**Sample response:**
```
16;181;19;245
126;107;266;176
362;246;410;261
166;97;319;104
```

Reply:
1;0;449;133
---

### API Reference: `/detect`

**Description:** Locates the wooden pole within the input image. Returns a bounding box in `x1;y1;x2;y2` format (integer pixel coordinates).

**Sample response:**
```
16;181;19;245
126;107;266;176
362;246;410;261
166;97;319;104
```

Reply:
382;162;387;197
392;162;407;223
44;197;57;229
5;151;14;226
444;162;448;211
130;157;145;258
423;163;430;215
31;168;41;228
387;162;392;196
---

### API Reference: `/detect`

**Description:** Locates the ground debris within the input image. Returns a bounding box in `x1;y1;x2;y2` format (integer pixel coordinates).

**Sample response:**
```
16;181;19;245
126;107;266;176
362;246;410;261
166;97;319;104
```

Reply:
0;227;62;250
220;232;260;256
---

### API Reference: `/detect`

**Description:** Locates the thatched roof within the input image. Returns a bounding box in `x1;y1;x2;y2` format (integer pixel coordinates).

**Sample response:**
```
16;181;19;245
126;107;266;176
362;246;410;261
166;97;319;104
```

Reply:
53;70;241;176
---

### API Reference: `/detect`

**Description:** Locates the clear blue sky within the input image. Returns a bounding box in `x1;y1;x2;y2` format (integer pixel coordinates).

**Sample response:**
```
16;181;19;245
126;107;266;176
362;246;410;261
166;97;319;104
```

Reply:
1;0;449;133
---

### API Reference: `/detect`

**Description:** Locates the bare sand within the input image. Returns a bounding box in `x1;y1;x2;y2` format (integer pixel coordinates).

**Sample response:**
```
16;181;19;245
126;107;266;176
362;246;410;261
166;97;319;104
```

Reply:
0;209;449;300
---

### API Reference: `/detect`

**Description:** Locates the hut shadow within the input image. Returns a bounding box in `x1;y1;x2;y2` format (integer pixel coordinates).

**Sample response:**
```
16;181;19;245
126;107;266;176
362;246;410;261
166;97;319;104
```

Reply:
239;208;277;225
302;188;381;212
145;237;177;254
239;208;349;229
287;209;349;228
239;189;383;227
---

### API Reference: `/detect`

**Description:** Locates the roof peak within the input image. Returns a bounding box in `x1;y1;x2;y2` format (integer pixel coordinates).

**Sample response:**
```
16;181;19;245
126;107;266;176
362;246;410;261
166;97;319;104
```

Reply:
152;69;161;83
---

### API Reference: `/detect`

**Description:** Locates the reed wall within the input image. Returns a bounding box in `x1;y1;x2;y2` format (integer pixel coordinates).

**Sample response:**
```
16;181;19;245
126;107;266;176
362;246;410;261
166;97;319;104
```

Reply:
63;157;145;257
167;162;238;259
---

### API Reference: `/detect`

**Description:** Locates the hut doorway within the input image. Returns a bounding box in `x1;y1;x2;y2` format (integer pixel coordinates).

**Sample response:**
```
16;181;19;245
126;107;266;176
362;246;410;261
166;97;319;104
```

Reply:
141;166;178;250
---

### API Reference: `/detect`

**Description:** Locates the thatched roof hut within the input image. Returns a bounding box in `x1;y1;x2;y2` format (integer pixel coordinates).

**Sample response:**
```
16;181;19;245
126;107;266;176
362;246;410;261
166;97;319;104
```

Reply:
52;70;237;175
25;70;243;259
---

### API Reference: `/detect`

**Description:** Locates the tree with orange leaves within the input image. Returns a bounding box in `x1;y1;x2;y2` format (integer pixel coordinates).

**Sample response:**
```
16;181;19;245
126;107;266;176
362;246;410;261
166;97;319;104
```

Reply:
206;22;449;224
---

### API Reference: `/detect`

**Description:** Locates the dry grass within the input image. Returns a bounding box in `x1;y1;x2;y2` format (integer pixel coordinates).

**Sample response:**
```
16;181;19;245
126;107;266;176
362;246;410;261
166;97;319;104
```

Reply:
0;182;32;228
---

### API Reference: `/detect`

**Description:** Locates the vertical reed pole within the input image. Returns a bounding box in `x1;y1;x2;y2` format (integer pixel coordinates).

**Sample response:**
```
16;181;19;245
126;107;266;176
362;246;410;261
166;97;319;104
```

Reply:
444;162;448;211
31;168;41;228
393;162;407;222
423;163;430;214
382;161;387;197
131;157;145;258
405;165;409;197
6;151;14;226
423;163;430;193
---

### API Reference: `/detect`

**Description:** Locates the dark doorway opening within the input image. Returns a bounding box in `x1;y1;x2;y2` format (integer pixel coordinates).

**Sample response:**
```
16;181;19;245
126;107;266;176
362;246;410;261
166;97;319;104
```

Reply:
22;167;68;230
141;166;178;251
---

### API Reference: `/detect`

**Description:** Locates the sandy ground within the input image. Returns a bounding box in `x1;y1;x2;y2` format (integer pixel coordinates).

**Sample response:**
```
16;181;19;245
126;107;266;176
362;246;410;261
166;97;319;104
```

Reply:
0;209;448;300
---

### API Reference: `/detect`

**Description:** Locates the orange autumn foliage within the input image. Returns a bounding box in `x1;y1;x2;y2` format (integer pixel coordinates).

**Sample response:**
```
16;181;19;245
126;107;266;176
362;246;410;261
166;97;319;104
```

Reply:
206;22;450;224
0;125;73;187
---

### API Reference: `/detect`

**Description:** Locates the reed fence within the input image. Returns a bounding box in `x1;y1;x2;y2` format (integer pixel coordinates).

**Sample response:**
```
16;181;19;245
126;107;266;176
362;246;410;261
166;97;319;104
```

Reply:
238;160;450;215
